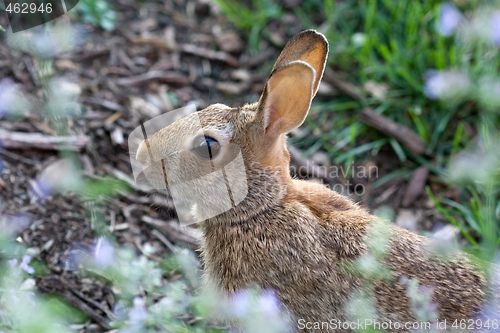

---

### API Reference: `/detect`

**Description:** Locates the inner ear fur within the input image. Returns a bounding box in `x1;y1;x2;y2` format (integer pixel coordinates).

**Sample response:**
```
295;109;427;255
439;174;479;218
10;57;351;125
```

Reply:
258;60;315;137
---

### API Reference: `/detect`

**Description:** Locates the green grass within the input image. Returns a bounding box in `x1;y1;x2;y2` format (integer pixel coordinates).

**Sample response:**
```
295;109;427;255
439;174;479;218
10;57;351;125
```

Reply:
75;0;117;31
215;0;283;52
217;0;500;259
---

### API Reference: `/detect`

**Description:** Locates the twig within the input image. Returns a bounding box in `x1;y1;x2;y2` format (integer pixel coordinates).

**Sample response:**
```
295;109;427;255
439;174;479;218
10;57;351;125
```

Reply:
323;68;362;100
142;216;201;250
133;236;162;261
0;128;89;151
0;148;39;165
151;229;179;253
402;166;429;207
323;69;426;155
103;165;151;193
60;278;115;320
117;49;138;73
115;70;189;86
179;44;240;67
82;97;126;113
61;290;111;330
71;48;110;62
359;108;426;155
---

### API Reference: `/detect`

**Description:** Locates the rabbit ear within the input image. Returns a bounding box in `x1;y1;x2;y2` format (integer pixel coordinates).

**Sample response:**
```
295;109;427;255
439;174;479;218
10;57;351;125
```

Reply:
254;31;328;137
271;30;328;96
256;60;316;137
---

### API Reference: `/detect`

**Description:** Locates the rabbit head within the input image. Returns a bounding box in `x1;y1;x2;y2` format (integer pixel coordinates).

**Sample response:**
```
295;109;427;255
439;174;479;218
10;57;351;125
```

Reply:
135;30;328;224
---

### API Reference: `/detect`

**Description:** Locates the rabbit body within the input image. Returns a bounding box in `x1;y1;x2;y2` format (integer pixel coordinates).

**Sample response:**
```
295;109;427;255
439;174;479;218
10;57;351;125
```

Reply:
196;107;486;332
136;30;495;332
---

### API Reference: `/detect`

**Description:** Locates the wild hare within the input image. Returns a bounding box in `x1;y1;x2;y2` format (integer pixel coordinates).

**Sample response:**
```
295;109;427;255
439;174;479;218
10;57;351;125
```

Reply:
136;30;499;331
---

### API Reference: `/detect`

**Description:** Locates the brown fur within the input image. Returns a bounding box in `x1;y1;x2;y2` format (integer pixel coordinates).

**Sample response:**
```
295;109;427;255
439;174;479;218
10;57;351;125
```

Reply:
136;30;498;332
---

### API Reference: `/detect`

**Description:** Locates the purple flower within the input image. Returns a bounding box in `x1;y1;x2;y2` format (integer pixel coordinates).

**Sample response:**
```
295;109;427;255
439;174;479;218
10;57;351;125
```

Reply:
7;259;18;268
489;11;500;46
0;214;32;237
437;3;464;37
449;136;500;184
0;79;17;118
33;33;57;59
230;289;251;318
63;244;92;271
259;289;281;316
19;255;35;274
93;237;115;268
129;297;148;325
29;177;53;203
424;70;470;100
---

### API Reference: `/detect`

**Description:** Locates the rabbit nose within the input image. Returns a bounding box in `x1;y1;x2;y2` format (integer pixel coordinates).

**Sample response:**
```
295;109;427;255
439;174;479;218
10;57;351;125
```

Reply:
136;140;151;165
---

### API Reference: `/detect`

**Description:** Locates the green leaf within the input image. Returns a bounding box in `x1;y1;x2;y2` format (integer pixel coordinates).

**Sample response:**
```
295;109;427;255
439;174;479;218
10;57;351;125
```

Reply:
389;138;407;162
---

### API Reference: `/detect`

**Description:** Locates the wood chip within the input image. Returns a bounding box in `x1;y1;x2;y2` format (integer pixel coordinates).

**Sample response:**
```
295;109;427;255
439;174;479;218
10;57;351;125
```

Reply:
216;31;243;53
110;127;124;145
127;35;174;51
216;81;249;95
55;59;79;71
103;111;124;126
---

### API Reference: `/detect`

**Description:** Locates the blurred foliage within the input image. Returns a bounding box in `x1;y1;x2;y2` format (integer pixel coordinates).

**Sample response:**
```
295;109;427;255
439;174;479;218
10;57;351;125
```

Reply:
76;0;117;31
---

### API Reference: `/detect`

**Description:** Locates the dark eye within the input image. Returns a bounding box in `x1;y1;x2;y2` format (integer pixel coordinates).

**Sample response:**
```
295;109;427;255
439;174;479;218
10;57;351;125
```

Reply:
193;136;220;159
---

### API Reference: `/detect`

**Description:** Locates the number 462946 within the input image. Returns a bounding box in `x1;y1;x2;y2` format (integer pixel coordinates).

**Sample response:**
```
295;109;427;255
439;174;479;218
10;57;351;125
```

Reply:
452;319;498;330
6;2;53;14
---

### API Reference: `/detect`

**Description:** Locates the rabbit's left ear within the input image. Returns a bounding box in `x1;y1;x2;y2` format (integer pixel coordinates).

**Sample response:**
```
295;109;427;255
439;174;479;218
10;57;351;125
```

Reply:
254;30;328;137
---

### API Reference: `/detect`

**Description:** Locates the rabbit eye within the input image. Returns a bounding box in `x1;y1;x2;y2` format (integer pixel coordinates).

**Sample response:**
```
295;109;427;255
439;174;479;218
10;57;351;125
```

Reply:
193;136;220;159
